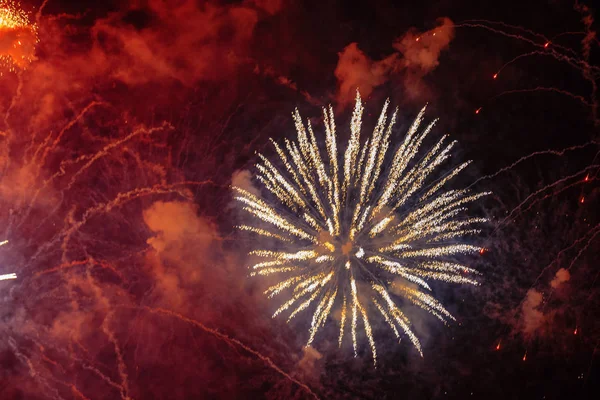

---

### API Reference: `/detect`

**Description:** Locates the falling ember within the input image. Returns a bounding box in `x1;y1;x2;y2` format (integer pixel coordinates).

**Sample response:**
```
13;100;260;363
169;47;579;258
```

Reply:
416;37;420;41
479;248;486;255
475;107;482;114
574;327;578;335
580;197;585;204
496;342;501;350
584;175;589;182
522;352;527;361
493;73;498;79
544;42;550;48
236;92;489;364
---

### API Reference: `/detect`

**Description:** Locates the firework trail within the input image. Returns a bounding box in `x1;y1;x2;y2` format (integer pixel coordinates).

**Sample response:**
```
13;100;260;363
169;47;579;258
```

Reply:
456;14;599;126
498;164;599;228
468;141;598;189
235;92;488;364
135;306;320;400
0;6;320;397
451;16;599;356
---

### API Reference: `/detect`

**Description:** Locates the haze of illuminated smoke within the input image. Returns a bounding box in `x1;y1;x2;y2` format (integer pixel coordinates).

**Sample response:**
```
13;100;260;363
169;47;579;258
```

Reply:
0;239;16;280
0;0;38;72
335;17;454;107
235;92;488;364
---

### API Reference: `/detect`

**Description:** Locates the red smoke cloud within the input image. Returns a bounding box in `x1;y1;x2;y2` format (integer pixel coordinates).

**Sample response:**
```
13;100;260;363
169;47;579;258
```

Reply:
334;17;454;107
0;1;327;397
521;289;545;335
90;0;283;85
520;268;572;336
549;268;570;289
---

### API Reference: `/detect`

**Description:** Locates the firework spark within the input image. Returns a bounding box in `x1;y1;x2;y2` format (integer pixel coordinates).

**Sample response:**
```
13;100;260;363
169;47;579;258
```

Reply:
0;0;38;72
235;92;488;363
0;239;16;280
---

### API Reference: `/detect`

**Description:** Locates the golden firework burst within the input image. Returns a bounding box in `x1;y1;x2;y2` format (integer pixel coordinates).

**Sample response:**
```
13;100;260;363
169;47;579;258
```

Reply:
235;92;488;364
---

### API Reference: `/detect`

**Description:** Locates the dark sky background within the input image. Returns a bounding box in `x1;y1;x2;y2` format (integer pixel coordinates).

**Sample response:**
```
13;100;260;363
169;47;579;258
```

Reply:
0;0;598;399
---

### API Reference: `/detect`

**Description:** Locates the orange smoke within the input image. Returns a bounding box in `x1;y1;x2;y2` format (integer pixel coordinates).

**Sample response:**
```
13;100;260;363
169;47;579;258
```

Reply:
521;289;544;335
549;268;570;288
334;17;455;107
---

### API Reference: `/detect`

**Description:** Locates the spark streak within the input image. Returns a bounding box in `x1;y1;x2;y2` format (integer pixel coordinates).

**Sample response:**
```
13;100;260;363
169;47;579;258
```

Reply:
0;239;16;280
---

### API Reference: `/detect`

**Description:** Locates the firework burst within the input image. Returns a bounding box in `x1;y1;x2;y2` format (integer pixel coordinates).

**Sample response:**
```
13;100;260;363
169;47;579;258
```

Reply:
235;92;488;364
0;0;38;72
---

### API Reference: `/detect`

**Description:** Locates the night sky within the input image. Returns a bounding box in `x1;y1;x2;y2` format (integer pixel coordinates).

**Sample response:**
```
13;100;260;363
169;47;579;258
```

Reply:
0;0;599;399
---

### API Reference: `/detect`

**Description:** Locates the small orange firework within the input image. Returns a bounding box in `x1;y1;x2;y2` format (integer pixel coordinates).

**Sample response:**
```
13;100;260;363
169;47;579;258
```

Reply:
0;0;39;72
